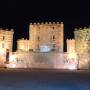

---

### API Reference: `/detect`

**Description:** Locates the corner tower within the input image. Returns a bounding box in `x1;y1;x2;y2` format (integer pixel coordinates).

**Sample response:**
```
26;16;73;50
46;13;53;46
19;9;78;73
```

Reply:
0;28;14;53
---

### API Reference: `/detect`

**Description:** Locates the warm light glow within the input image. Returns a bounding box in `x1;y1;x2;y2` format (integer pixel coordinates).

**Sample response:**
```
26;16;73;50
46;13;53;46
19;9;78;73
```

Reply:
11;64;16;68
7;63;16;68
40;45;51;52
68;53;76;59
5;54;17;68
68;65;77;70
9;54;17;62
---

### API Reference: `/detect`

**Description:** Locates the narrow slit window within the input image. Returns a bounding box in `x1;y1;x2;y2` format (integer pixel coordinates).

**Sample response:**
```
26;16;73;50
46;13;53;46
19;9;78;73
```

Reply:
52;35;55;41
3;36;5;40
2;43;4;48
37;36;40;41
53;44;56;48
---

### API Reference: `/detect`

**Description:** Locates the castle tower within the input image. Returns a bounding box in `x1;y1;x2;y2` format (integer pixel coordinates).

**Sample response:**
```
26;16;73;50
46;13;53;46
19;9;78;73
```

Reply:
17;38;30;51
67;39;75;53
74;27;90;54
0;28;14;53
29;22;64;52
74;27;90;69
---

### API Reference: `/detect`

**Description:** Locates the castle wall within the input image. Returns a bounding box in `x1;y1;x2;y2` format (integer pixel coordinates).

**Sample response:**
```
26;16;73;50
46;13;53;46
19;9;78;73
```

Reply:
75;53;90;69
7;52;77;69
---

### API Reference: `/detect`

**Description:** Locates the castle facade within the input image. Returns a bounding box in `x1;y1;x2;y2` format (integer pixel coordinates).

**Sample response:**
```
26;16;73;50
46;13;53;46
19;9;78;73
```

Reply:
0;22;89;69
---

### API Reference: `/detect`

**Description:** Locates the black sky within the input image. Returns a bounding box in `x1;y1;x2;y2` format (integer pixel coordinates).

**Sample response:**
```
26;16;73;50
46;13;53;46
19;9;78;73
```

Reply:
0;0;90;51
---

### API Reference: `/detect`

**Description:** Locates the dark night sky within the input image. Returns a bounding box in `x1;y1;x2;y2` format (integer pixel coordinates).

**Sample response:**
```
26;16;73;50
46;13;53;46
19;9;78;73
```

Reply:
0;0;90;51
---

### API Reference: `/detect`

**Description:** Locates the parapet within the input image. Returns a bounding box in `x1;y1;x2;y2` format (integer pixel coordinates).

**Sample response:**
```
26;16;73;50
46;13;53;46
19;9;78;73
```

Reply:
29;22;63;25
17;38;29;42
67;39;75;41
74;26;90;31
74;26;90;34
0;28;14;32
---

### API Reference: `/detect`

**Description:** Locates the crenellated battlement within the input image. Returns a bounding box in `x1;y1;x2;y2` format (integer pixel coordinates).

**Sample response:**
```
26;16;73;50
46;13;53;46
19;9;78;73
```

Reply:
67;39;75;41
18;38;29;41
29;21;64;52
75;26;90;31
30;22;63;25
17;38;30;52
0;28;14;32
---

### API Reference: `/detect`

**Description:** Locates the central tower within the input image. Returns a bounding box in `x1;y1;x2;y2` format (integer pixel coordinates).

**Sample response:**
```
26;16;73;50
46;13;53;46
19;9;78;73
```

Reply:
29;22;64;52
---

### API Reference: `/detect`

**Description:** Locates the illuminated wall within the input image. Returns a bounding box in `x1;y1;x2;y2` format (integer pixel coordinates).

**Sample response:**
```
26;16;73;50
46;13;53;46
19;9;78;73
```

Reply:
74;27;90;69
67;39;75;53
0;29;14;53
7;51;30;68
7;52;77;69
17;38;30;51
77;53;90;69
74;27;90;54
29;22;64;52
